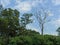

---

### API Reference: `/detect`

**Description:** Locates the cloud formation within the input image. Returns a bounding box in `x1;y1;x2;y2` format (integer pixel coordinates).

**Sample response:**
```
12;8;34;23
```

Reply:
14;1;32;12
52;0;60;5
47;10;53;16
1;0;11;7
0;0;47;12
52;18;60;27
14;0;43;12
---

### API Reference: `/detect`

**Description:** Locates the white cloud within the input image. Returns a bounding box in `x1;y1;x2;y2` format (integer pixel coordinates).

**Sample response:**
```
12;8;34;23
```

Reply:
15;2;32;12
47;10;53;16
31;0;48;7
52;0;60;5
1;0;11;7
14;0;32;12
26;24;40;32
32;0;43;5
0;0;46;12
52;18;60;27
14;0;44;12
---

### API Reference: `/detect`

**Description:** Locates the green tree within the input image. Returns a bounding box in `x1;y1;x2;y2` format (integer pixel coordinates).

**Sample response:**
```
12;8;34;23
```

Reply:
0;8;20;37
0;4;3;15
56;27;60;36
20;13;33;28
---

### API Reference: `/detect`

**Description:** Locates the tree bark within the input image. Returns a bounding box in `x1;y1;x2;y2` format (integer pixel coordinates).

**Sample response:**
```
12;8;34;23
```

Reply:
41;24;44;35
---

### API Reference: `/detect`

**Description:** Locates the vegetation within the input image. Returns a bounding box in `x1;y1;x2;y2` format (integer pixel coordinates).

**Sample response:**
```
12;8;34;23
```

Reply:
34;7;51;35
56;27;60;36
0;5;60;45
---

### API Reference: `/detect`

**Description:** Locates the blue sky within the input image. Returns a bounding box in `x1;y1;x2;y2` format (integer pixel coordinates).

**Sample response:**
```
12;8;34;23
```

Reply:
1;0;60;35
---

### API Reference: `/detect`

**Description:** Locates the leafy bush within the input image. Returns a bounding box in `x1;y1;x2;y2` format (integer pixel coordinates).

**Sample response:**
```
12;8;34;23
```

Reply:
0;33;60;45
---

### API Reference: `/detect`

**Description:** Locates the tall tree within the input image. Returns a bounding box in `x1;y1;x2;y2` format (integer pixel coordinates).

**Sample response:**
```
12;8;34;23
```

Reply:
34;8;51;35
0;4;3;16
20;13;33;28
0;8;20;36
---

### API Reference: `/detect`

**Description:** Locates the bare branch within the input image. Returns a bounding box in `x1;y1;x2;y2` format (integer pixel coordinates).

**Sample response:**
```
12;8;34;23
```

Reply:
34;7;51;35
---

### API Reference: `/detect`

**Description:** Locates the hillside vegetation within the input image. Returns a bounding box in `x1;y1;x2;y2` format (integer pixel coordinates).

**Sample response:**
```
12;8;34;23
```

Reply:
0;6;60;45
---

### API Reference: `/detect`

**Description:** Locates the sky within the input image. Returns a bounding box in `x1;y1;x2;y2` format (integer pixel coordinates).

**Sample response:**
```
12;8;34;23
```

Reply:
0;0;60;35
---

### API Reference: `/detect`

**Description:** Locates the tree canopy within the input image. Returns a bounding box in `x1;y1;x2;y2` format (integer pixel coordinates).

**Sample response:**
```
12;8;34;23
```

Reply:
0;5;60;45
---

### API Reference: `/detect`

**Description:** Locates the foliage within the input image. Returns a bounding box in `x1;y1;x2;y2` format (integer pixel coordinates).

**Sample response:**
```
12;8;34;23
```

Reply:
0;5;60;45
0;34;60;45
56;27;60;36
20;13;33;28
0;8;20;36
0;7;33;37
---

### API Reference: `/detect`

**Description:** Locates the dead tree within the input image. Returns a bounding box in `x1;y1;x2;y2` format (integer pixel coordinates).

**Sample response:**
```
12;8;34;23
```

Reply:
34;7;51;35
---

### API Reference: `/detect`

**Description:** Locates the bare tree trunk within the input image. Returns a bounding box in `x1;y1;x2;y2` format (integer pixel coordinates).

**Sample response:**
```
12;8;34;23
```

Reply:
41;24;44;35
